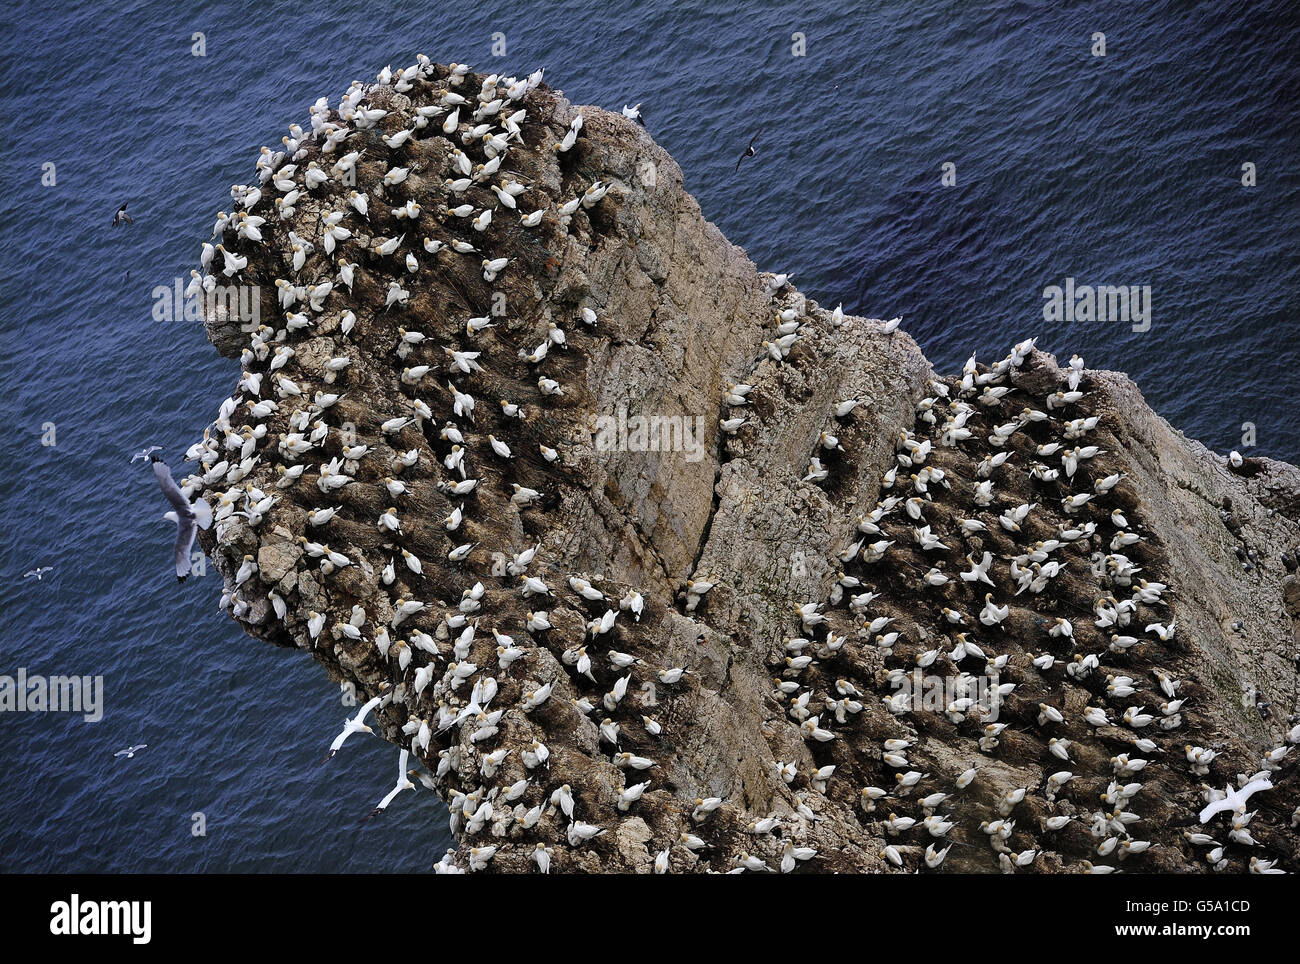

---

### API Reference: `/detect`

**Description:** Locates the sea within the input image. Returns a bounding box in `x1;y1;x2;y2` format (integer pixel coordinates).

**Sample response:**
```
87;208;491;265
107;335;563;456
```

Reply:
0;0;1296;871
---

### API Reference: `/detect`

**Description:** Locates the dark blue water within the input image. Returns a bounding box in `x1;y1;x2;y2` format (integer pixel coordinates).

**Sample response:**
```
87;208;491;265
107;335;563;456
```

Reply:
1;0;1296;871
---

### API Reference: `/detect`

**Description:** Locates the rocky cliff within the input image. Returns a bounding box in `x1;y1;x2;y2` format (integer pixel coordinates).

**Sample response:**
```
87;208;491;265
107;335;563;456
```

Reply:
191;61;1299;873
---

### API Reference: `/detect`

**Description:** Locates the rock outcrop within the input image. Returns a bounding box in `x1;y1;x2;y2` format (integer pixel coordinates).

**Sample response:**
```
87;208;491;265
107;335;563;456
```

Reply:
192;62;1299;873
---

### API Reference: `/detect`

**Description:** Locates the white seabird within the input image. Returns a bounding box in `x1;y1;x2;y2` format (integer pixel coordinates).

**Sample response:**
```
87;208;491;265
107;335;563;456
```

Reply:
1199;777;1272;823
130;445;162;463
366;748;414;820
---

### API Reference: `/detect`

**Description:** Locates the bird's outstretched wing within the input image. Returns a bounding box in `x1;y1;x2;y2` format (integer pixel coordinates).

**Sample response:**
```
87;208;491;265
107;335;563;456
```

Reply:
1198;796;1232;823
365;788;399;821
151;458;194;519
151;458;196;581
173;515;196;581
131;445;161;463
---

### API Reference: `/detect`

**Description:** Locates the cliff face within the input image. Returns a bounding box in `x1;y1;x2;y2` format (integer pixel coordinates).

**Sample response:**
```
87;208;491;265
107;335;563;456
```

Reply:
195;63;1299;873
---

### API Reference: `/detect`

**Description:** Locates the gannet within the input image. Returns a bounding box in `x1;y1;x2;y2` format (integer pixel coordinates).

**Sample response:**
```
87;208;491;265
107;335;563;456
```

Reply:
217;245;248;277
835;398;863;418
323;691;387;762
1199;777;1272;823
366;748;414;820
960;551;996;586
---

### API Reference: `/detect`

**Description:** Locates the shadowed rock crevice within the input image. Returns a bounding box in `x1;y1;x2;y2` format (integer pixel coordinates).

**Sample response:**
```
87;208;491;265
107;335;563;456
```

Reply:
193;62;1298;873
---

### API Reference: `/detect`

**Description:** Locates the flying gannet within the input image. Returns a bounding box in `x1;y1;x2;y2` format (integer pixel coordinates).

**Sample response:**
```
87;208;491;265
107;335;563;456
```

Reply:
366;748;414;820
1199;777;1273;823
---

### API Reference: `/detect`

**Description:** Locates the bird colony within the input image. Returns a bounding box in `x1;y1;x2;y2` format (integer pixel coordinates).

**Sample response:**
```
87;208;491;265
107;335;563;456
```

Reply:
183;60;1296;873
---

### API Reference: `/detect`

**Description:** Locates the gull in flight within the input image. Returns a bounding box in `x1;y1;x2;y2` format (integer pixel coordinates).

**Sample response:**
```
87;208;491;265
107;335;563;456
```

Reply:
735;127;762;172
148;454;212;582
114;744;148;759
112;202;134;226
130;445;162;463
23;567;54;580
365;748;414;820
1199;776;1272;823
